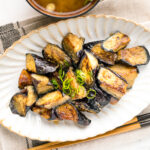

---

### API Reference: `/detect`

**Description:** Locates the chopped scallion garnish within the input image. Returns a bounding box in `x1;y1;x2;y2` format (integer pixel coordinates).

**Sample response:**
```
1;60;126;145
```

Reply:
87;88;96;99
51;79;59;89
76;69;86;85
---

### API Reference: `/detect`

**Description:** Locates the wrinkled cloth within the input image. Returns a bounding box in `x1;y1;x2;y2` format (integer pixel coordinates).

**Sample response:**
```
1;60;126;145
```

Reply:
0;0;150;150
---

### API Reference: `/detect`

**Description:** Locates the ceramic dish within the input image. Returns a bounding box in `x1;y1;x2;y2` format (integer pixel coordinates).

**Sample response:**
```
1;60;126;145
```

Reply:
0;15;150;142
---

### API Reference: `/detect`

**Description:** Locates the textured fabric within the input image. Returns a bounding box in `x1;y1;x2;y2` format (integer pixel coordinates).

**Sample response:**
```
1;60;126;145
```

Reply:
0;0;150;149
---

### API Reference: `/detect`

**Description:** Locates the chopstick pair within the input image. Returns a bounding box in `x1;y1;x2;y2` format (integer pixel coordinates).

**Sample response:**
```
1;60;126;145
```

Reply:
28;113;150;150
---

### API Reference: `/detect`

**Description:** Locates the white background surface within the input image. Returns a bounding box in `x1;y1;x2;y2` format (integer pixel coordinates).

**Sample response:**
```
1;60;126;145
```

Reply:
0;0;40;26
0;0;150;150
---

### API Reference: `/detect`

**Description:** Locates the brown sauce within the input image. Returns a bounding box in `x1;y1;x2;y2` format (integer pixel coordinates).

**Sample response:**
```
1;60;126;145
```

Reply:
34;0;88;12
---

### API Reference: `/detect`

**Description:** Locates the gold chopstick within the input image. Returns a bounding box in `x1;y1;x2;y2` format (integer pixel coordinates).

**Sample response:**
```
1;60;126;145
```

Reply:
28;113;150;150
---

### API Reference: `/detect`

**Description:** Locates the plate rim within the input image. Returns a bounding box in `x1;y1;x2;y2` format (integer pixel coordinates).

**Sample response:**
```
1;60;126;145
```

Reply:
0;14;150;141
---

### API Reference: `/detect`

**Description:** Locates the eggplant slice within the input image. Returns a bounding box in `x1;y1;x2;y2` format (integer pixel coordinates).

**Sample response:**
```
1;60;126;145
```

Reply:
97;67;128;99
90;43;117;65
26;53;58;74
83;41;101;51
65;67;87;100
93;84;111;108
109;64;138;89
55;103;91;126
62;33;85;65
117;46;150;66
32;106;58;120
36;90;70;109
102;32;130;52
9;93;27;117
72;99;100;113
31;74;54;95
18;69;32;89
79;51;99;87
25;86;38;107
43;43;71;67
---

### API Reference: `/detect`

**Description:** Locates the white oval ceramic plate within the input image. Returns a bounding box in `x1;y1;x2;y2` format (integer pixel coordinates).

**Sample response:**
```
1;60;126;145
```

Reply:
0;15;150;142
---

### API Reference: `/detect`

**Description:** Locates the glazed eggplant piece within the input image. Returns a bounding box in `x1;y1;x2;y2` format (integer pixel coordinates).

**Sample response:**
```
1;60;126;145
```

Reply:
55;103;91;126
79;51;99;87
97;67;128;99
36;90;70;109
72;99;100;113
62;33;85;65
43;43;71;67
93;84;111;108
83;41;101;51
32;106;58;120
65;67;87;100
109;64;138;89
102;32;130;52
90;43;117;65
25;86;38;107
9;93;27;117
31;74;54;95
26;53;58;74
18;69;32;89
117;46;150;66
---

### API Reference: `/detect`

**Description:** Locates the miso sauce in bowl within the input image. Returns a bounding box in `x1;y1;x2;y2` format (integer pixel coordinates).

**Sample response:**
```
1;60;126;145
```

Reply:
27;0;100;18
34;0;87;12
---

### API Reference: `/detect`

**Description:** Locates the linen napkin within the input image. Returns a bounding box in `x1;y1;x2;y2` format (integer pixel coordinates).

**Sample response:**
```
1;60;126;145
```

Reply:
1;0;150;150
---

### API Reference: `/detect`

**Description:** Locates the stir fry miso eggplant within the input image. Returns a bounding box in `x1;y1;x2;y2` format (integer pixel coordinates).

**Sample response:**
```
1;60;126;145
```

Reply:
9;31;150;126
109;64;138;89
90;43;117;65
117;46;150;66
62;33;85;65
31;74;54;95
36;90;70;109
102;32;130;52
10;85;37;116
55;103;91;126
18;69;32;89
97;67;128;99
26;53;58;74
79;51;99;87
43;43;71;67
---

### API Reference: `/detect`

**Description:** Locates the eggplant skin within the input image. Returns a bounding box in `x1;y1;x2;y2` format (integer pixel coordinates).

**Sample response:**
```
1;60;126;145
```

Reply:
43;43;71;67
93;84;111;108
90;43;117;65
79;51;99;87
102;31;130;52
65;67;87;100
25;86;38;107
18;69;32;89
55;103;91;126
97;67;128;99
117;46;150;66
83;41;102;51
9;93;27;117
62;33;85;65
36;90;70;109
72;99;100;113
26;53;58;74
109;64;138;89
31;74;54;95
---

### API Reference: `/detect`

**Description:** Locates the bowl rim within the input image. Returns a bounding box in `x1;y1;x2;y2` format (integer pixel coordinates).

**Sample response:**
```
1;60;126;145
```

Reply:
26;0;100;19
